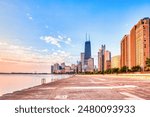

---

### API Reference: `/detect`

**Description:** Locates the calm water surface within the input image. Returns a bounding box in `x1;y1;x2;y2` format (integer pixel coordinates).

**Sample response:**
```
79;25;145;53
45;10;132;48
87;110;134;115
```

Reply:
0;74;71;96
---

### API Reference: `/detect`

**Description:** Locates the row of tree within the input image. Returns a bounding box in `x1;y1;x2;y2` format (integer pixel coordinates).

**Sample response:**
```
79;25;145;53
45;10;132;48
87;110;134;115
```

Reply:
81;58;150;74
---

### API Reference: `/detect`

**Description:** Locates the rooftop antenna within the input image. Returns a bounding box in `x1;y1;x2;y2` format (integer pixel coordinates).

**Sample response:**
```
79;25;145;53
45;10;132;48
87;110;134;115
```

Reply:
89;34;90;41
86;33;87;41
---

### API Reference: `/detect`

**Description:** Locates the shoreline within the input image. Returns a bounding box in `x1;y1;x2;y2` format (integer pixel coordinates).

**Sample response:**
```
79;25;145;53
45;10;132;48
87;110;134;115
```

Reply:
0;74;150;100
0;74;74;98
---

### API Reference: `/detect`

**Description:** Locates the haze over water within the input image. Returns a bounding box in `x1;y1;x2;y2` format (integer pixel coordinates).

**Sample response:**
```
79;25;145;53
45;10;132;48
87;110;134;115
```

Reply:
0;74;70;96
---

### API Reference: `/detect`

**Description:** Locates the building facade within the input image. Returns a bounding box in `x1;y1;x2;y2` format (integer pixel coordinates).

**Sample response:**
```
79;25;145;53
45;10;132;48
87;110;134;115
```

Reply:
81;52;85;72
84;40;91;65
111;55;120;68
98;45;105;71
135;18;150;69
121;18;150;70
98;45;111;71
86;58;94;72
104;50;111;70
120;35;130;68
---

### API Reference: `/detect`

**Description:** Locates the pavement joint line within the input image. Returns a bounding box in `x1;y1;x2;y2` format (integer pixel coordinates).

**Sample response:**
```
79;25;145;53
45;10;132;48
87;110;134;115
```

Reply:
62;85;137;90
55;95;68;99
120;92;145;100
89;79;96;83
97;78;106;81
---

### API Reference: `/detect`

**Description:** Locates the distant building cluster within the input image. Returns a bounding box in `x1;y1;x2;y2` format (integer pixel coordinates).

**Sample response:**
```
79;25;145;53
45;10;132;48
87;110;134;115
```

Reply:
51;62;83;74
51;17;150;73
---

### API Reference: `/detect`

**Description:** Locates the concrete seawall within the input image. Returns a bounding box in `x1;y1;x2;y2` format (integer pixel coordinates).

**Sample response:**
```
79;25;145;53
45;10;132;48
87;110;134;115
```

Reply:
0;75;150;100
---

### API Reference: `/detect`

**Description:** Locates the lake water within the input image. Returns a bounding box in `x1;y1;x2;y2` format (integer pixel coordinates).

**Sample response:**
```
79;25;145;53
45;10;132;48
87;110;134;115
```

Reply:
0;74;71;96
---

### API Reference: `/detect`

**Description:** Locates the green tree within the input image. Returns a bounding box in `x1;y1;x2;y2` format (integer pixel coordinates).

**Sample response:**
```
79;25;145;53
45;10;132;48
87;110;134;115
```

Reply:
120;66;129;73
131;65;141;72
145;58;150;71
146;58;150;67
111;68;119;73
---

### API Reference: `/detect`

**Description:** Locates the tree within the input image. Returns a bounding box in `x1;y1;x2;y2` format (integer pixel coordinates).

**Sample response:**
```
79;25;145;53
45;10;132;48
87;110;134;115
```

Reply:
146;58;150;67
120;66;129;73
111;68;119;73
145;58;150;71
131;65;141;72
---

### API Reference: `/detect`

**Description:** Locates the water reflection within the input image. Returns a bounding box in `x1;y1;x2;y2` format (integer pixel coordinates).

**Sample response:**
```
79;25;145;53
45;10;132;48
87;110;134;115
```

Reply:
0;74;71;96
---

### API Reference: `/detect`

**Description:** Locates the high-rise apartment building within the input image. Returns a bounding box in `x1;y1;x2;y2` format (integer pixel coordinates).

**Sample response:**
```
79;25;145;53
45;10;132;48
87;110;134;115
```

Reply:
121;17;150;70
130;26;136;68
98;45;105;71
104;50;111;70
98;45;111;71
135;18;150;69
111;55;120;68
120;35;130;68
86;58;94;72
81;52;85;72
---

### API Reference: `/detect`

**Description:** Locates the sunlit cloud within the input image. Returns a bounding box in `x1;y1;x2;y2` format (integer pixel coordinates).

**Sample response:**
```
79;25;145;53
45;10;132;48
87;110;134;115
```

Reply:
40;36;61;47
0;41;76;72
40;34;72;48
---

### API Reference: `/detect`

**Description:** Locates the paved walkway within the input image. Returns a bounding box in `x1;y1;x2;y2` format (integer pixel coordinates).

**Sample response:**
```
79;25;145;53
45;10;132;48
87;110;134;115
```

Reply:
0;75;150;100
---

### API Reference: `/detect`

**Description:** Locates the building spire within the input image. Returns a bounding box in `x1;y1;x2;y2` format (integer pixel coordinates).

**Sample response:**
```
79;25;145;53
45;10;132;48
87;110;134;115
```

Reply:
89;34;90;41
86;33;87;41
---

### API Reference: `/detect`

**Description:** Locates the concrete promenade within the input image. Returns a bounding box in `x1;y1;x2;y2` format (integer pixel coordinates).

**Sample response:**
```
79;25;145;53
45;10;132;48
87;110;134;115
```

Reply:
0;75;150;100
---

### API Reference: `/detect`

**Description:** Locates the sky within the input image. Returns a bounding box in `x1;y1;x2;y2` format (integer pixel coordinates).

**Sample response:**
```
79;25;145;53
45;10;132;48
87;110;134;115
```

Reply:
0;0;150;72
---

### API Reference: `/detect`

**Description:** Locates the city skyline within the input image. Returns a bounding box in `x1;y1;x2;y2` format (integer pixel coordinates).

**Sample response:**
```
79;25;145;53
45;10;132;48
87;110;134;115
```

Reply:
1;0;150;72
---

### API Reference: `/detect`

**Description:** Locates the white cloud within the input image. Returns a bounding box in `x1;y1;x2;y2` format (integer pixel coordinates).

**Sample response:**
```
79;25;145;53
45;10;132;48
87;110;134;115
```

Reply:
41;34;72;48
40;36;61;47
26;13;33;20
0;41;77;72
28;16;33;20
45;25;49;29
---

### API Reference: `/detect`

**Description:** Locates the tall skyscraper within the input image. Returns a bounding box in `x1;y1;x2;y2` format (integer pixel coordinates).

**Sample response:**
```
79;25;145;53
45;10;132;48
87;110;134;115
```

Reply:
135;18;150;69
84;35;91;65
121;17;150;70
98;45;105;72
104;50;111;70
120;35;129;68
130;26;136;68
82;34;94;72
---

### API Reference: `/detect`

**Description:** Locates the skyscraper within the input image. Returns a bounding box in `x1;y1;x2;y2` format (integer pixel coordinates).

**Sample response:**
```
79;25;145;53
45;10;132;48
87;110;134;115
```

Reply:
104;50;111;70
87;58;94;72
98;45;105;72
135;18;150;69
121;17;150;70
83;34;94;72
84;35;91;65
120;35;129;68
80;52;85;72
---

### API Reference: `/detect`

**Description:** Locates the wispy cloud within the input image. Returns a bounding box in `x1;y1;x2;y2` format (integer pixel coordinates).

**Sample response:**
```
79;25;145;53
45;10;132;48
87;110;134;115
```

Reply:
40;35;72;48
26;13;33;20
0;41;75;67
40;36;61;47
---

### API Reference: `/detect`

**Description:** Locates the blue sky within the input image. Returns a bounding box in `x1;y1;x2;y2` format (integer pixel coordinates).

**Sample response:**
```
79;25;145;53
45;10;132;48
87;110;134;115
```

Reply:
0;0;150;72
